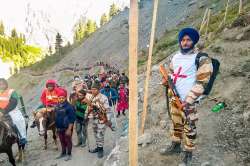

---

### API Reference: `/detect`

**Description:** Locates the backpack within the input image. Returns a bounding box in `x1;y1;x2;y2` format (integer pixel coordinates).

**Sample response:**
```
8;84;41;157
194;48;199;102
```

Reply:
195;52;220;96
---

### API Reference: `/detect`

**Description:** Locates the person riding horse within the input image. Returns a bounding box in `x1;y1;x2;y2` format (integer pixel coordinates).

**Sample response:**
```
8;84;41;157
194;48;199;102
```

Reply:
0;78;28;166
0;78;27;144
30;79;63;150
30;79;62;128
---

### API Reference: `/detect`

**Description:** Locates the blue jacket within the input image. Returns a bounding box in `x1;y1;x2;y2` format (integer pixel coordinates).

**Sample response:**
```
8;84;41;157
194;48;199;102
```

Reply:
55;101;76;130
100;88;118;106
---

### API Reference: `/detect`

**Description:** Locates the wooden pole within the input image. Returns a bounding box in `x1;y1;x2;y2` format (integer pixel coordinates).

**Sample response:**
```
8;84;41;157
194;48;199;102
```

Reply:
129;0;138;166
205;9;211;39
223;0;230;24
140;0;159;135
239;0;243;15
218;0;230;30
199;8;209;34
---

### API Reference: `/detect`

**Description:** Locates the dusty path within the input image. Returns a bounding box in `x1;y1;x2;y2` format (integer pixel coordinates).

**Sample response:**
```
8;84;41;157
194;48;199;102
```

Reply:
0;106;128;166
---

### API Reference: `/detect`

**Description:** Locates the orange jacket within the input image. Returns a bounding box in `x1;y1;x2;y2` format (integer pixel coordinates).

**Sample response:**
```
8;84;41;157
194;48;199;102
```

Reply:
40;87;62;107
0;89;14;109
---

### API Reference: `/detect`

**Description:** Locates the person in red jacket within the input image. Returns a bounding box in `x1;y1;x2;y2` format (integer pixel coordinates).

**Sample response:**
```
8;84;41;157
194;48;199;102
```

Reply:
30;79;62;128
40;79;62;107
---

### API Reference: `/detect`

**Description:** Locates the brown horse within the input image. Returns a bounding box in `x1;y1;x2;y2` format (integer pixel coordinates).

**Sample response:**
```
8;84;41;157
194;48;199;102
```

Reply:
0;118;27;166
35;108;58;150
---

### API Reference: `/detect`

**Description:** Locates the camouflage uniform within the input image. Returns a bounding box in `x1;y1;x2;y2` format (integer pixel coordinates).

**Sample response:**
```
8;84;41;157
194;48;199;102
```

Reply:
88;93;111;148
168;51;213;151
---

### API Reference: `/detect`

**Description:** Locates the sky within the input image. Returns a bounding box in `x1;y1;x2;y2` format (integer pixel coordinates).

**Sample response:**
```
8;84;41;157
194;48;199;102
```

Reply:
0;0;129;47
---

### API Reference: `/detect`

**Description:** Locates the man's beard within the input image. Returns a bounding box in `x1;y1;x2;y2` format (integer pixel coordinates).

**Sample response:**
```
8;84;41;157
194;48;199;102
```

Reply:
180;44;194;54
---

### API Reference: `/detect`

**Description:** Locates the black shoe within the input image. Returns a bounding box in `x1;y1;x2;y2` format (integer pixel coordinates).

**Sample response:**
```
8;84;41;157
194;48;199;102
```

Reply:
56;153;66;159
116;113;120;118
122;111;126;116
89;147;99;153
64;155;72;161
179;151;192;165
30;121;36;128
97;147;104;158
160;142;181;155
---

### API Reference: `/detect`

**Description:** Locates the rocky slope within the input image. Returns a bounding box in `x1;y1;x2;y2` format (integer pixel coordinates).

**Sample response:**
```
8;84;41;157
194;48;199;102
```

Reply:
1;0;250;166
104;14;250;166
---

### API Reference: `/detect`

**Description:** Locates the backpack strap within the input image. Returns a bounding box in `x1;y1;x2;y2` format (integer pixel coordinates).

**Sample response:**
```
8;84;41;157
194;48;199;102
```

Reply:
195;52;209;70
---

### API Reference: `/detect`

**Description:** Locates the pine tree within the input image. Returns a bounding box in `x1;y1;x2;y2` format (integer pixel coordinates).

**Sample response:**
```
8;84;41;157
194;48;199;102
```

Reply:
100;13;108;26
55;32;63;55
0;21;5;36
109;3;120;18
49;45;53;55
85;20;97;37
19;33;26;44
11;28;18;38
0;34;42;69
73;21;86;43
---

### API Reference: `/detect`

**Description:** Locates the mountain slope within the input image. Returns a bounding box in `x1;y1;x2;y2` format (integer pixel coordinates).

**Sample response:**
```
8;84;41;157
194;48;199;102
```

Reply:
2;0;250;166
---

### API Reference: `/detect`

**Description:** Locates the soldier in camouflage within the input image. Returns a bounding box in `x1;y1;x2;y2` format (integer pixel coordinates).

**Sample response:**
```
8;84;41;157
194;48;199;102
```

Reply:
86;81;111;158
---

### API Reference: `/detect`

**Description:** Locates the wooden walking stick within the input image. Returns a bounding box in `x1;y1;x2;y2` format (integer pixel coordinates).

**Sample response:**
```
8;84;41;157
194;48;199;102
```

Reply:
140;0;159;135
129;0;138;165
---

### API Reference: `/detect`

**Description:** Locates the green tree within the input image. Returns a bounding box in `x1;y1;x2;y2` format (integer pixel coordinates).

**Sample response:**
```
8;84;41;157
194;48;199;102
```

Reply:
11;28;18;38
100;13;108;26
55;32;63;55
109;3;120;18
85;20;97;37
19;33;26;44
0;21;5;36
0;35;42;70
73;21;86;43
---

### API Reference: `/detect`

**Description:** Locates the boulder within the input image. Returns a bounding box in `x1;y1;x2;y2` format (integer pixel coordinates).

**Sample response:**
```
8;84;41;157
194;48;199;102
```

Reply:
138;133;153;147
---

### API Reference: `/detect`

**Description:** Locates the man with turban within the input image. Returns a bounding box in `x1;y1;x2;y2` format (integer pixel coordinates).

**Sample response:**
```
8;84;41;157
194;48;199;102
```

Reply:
160;28;213;165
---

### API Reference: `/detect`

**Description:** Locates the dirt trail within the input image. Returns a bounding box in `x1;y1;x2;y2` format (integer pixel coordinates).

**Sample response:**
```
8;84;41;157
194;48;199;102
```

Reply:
0;106;128;166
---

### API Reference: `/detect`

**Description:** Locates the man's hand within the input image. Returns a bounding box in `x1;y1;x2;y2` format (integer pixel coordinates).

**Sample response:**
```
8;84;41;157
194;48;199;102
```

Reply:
65;128;72;136
162;77;168;86
66;124;73;136
182;101;194;119
82;98;91;105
